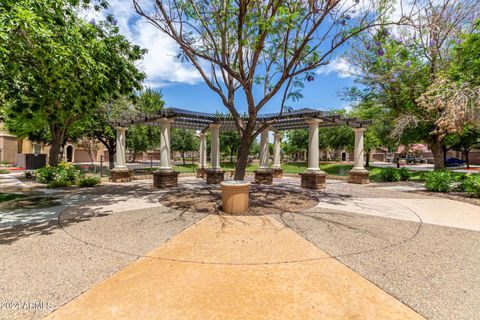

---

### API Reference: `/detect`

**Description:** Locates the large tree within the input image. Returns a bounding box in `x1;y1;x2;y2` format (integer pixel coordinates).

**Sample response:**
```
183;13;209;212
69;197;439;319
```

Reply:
126;89;166;162
133;0;399;180
345;0;480;169
220;131;241;163
0;0;146;166
171;129;198;164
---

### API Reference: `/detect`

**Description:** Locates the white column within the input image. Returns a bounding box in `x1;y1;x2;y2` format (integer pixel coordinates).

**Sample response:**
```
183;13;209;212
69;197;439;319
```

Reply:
159;118;174;171
272;131;281;169
305;118;322;172
259;126;270;170
199;132;207;169
115;127;127;169
210;123;221;170
353;127;366;171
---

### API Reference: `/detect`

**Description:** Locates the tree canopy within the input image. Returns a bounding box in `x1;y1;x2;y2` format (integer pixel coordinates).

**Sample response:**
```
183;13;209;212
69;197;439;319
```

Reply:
133;0;400;179
0;0;146;166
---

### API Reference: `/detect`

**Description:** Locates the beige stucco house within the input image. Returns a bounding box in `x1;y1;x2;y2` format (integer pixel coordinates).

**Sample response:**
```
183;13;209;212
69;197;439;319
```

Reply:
0;124;106;166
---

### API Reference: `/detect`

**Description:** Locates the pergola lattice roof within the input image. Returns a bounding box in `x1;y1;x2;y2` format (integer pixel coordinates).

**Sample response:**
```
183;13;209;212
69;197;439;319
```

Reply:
111;107;371;132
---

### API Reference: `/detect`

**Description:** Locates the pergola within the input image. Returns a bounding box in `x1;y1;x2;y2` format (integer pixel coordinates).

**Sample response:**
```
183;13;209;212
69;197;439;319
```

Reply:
110;107;371;188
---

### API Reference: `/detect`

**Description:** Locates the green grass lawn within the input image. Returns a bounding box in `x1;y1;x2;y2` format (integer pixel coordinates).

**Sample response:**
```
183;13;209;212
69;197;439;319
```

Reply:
0;192;27;202
173;162;355;175
169;162;469;183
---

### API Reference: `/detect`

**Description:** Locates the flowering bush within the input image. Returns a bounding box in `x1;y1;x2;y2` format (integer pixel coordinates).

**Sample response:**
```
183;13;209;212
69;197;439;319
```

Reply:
36;162;81;186
408;144;428;157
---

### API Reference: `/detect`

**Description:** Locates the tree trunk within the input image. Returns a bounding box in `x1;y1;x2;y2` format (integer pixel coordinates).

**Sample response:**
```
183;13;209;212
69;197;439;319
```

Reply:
48;125;65;167
234;129;254;180
430;136;445;170
464;150;470;169
108;150;115;169
230;149;234;163
182;152;186;165
442;144;448;167
365;150;370;167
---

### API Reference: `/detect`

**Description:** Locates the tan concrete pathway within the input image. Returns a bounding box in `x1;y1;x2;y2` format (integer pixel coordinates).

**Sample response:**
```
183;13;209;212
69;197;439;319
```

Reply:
44;214;423;320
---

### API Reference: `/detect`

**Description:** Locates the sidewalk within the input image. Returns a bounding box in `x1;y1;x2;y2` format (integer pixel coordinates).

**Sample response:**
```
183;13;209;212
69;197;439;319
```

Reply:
45;214;422;320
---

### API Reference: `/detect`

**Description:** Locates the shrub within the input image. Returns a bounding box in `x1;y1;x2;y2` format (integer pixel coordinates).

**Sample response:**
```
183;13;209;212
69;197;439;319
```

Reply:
35;166;57;183
0;160;11;167
76;175;101;187
47;179;72;188
398;167;411;181
36;162;81;184
424;171;453;192
461;174;480;198
0;169;10;174
379;167;400;182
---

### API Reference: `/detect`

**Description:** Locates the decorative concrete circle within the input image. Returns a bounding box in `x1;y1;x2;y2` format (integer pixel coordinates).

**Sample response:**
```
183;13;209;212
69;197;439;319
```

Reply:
159;184;319;216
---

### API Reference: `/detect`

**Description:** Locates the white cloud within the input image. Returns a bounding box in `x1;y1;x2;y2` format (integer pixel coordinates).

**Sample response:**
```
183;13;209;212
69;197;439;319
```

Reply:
315;58;356;78
84;1;202;87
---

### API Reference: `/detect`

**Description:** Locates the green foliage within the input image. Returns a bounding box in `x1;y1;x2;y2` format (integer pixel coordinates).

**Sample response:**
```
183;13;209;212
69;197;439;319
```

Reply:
0;169;10;174
35;167;57;184
36;162;80;184
0;192;27;202
125;89;166;159
127;125;160;156
133;0;396;180
460;175;480;198
379;167;400;182
1;0;146;166
283;129;308;155
451;19;480;86
344;3;479;170
76;175;101;187
425;171;454;192
36;162;101;188
220;131;241;162
47;179;72;189
319;126;354;156
171;129;198;164
398;167;411;181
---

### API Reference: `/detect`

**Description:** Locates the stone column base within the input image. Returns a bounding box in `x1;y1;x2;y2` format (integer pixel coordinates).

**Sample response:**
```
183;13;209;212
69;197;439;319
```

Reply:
153;170;179;188
347;169;369;184
196;168;207;178
254;169;273;185
272;168;283;178
206;169;224;184
110;168;131;182
299;171;327;189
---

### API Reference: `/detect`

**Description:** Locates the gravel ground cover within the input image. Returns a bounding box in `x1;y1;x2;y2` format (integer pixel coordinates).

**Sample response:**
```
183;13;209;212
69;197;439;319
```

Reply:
160;183;318;215
1;178;479;320
275;182;480;320
0;182;207;320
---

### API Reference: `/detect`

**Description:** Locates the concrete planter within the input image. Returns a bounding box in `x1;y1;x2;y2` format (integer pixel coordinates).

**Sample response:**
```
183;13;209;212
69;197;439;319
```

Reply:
220;180;250;214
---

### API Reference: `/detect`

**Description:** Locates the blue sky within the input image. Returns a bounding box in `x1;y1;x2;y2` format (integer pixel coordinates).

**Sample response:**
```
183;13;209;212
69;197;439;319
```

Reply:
159;71;357;115
85;1;365;114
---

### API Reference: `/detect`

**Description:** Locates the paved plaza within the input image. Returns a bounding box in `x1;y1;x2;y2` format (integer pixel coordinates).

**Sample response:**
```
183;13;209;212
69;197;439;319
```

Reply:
0;178;479;319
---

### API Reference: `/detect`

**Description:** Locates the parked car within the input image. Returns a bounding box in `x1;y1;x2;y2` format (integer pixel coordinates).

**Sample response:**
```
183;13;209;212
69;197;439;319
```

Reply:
445;158;466;167
405;155;416;164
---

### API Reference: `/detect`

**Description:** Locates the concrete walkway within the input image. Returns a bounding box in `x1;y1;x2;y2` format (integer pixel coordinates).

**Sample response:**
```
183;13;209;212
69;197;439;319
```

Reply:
316;194;480;231
45;214;422;320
